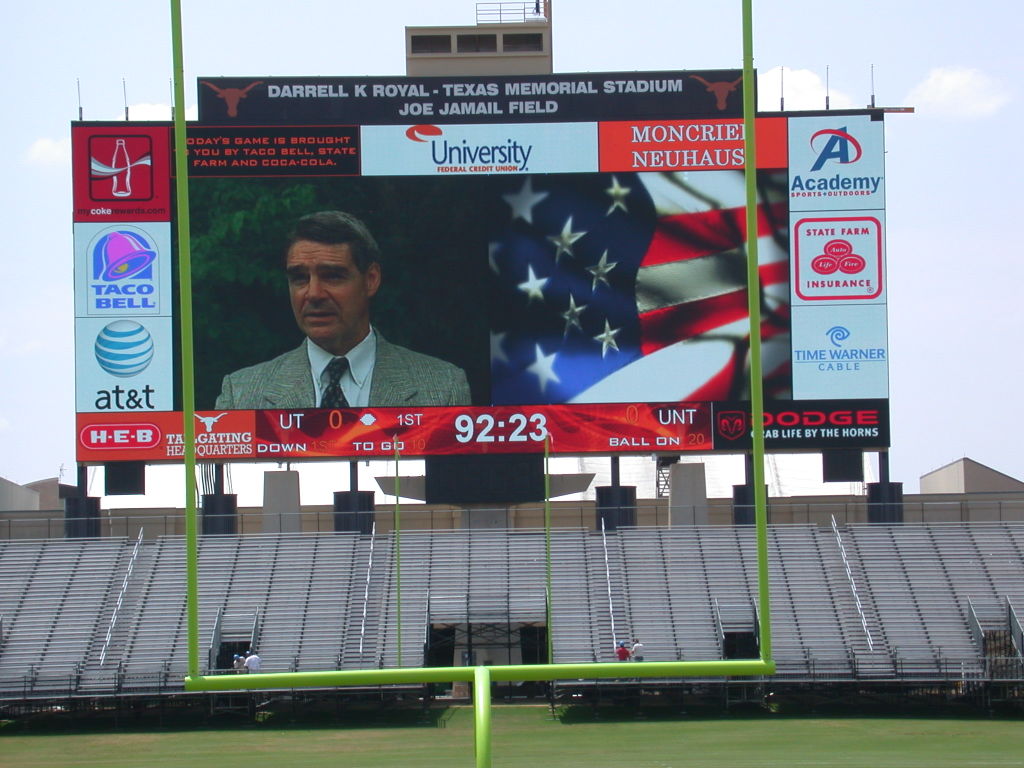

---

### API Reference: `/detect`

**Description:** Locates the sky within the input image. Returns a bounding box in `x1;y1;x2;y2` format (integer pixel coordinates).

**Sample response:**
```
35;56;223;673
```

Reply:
0;0;1019;506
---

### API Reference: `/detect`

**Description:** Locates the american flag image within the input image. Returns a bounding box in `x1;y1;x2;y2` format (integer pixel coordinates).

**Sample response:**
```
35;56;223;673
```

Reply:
488;171;791;405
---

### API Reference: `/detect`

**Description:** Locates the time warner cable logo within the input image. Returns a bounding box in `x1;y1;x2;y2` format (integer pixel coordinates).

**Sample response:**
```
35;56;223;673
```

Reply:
404;124;533;172
826;326;850;347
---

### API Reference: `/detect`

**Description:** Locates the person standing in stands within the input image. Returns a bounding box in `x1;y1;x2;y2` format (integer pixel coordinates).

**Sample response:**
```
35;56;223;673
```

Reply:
243;650;262;673
232;653;245;673
630;638;645;662
615;641;630;662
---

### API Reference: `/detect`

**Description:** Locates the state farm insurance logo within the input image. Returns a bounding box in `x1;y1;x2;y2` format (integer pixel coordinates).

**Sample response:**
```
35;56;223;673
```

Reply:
794;217;883;302
717;410;748;441
89;135;153;201
811;239;866;276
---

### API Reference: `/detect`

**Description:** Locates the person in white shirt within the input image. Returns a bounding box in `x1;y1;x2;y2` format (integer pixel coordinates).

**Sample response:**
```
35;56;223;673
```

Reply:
243;650;262;673
630;639;644;662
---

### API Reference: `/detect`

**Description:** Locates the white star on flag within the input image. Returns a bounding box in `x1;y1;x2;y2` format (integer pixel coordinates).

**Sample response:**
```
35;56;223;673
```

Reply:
502;177;549;224
594;320;621;358
527;343;560;393
561;294;587;336
548;216;586;263
605;175;631;215
517;264;548;302
490;330;510;365
587;250;618;291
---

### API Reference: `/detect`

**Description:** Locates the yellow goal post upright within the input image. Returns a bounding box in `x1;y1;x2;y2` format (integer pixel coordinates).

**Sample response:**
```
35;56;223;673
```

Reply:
172;0;773;765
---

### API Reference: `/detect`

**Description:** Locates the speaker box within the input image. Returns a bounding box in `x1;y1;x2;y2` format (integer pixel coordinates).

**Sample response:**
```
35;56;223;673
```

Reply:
333;491;376;534
104;462;146;495
822;450;864;483
65;496;100;538
425;454;544;505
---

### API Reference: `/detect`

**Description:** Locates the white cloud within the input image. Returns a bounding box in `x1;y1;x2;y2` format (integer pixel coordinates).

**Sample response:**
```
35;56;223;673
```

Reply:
905;67;1010;118
25;137;71;167
757;67;856;112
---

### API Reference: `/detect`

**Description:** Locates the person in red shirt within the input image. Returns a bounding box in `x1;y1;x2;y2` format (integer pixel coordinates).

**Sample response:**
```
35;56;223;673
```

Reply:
615;641;630;661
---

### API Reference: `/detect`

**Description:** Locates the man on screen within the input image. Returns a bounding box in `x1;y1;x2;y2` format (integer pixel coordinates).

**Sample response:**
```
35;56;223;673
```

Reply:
215;211;470;409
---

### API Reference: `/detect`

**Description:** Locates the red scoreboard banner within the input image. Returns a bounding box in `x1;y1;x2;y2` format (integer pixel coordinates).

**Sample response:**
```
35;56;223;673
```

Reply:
76;403;713;462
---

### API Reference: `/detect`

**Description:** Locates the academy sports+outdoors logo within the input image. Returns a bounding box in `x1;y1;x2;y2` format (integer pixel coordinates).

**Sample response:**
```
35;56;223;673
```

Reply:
808;128;863;171
789;121;882;201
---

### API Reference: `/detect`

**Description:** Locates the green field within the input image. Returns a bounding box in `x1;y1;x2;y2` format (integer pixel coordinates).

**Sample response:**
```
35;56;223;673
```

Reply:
3;705;1023;768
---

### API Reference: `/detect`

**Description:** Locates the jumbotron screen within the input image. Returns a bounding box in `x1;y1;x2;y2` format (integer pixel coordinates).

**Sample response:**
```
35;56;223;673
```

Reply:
72;70;890;462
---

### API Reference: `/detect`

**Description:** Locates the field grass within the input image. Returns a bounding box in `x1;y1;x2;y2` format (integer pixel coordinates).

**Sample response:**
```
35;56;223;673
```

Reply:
3;704;1023;768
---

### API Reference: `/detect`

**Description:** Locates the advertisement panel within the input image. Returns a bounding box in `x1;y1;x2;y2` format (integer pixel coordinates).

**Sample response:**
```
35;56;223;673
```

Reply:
787;115;885;212
72;125;172;223
790;305;889;399
73;72;893;462
74;222;173;317
361;122;598;175
74;316;175;412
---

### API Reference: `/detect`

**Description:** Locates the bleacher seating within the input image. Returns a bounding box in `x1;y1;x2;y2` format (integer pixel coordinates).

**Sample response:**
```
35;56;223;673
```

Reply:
1;521;1023;699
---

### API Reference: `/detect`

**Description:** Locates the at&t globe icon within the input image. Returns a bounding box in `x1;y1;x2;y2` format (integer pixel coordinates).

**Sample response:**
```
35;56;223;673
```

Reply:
94;320;154;377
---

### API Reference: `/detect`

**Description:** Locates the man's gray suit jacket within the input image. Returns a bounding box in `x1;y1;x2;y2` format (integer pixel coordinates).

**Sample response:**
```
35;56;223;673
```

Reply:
215;334;471;409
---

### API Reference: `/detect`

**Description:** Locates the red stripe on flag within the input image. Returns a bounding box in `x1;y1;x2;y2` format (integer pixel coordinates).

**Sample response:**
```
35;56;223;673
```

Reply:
639;291;749;355
684;355;740;402
642;202;787;267
638;260;790;356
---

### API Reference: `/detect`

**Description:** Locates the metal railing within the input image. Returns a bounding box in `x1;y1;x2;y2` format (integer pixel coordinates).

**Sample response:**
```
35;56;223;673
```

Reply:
966;598;985;652
599;518;618;646
357;523;377;656
831;516;874;651
8;500;1024;541
476;1;547;24
1009;598;1023;657
99;529;144;666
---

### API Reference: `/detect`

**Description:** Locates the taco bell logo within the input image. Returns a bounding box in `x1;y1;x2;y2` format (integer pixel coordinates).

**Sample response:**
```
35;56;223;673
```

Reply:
405;124;533;172
809;127;863;171
87;227;159;314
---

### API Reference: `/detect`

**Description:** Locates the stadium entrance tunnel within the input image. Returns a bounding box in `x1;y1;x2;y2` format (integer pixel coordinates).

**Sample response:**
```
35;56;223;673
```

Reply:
214;640;250;672
426;622;548;698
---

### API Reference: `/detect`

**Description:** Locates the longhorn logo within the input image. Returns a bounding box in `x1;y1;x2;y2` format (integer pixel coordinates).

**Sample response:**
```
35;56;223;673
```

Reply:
200;81;263;118
195;412;229;432
689;75;742;111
